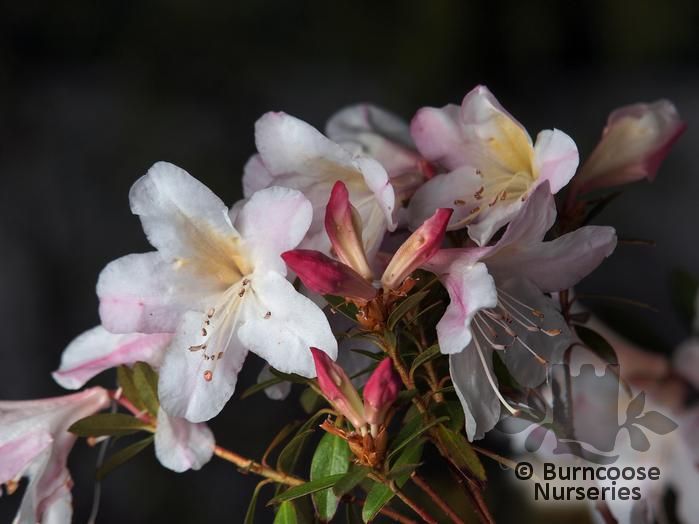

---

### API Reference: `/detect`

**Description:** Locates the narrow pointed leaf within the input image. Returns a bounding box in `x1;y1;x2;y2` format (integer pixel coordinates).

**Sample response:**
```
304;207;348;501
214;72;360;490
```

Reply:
387;290;429;330
574;325;619;366
117;365;146;411
409;344;441;379
132;361;159;416
273;501;298;524
310;433;351;520
436;425;486;481
387;416;449;461
241;377;286;399
96;435;154;480
245;480;273;524
269;475;345;505
332;465;371;497
69;413;152;437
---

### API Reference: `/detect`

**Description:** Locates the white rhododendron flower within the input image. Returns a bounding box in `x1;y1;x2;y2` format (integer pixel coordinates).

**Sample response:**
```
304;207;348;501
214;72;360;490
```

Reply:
0;388;110;524
409;85;579;245
97;162;337;422
52;327;214;472
424;183;617;439
243;112;397;260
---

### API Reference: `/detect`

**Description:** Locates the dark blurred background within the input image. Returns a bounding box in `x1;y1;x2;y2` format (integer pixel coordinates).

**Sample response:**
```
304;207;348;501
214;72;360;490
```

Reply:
1;1;698;522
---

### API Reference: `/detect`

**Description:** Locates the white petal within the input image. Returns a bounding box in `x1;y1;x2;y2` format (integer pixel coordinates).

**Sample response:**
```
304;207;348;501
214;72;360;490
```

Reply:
450;346;501;441
429;260;497;355
257;365;292;401
533;129;579;193
53;327;172;390
238;271;337;377
158;311;249;422
235;186;312;275
242;154;275;197
154;407;214;472
97;252;218;334
130;162;239;260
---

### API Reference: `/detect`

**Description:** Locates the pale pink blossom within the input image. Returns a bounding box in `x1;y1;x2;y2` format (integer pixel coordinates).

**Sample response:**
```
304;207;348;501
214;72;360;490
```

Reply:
243;112;397;260
0;388;110;524
408;85;579;245
568;99;685;206
97;162;337;422
423;183;616;439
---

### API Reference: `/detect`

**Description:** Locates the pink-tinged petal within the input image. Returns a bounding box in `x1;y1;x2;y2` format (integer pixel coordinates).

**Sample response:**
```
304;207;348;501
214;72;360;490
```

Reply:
234;186;313;275
431;261;497;355
573;100;686;198
129;162;241;262
325;181;373;279
238;271;338;377
381;208;452;289
242;154;275;197
0;432;52;484
326;103;422;181
281;250;377;302
355;155;398;231
498;182;556;246
53;327;172;390
410;104;466;170
97;252;218;334
311;348;366;429
465;197;526;248
158;311;249;422
257;365;292;401
407;167;484;231
450;345;500;441
363;359;400;426
532;129;579;193
488;225;617;293
154;407;214;472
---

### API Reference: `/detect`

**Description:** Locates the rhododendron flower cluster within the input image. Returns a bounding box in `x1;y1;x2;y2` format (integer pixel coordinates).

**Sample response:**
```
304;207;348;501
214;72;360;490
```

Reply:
0;85;689;524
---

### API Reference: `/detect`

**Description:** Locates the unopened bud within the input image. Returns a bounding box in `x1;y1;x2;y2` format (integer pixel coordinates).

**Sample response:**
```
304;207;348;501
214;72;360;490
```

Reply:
325;181;374;279
363;358;401;427
282;250;377;301
570;99;685;202
381;208;452;290
311;348;366;429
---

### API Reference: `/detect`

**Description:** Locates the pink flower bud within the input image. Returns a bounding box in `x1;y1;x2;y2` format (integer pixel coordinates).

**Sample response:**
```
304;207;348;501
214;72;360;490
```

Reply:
381;208;452;290
570;99;685;202
325;181;374;280
282;250;377;301
311;348;366;429
363;358;401;426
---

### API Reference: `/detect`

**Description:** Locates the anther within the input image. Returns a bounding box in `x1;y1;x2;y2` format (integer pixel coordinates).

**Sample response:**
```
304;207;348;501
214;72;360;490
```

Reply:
207;308;215;318
201;328;208;337
203;370;213;381
453;199;465;206
238;289;246;297
264;311;271;319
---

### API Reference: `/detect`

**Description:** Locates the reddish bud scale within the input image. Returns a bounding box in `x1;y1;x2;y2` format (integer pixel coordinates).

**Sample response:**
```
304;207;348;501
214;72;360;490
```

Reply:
363;358;401;425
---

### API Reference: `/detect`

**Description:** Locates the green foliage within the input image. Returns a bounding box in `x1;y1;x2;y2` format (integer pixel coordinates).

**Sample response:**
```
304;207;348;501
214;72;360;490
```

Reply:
244;481;272;524
69;413;152;437
273;501;299;524
310;433;351;520
96;435;154;480
387;290;430;330
436;425;486;481
332;466;371;498
269;475;345;506
132;362;160;416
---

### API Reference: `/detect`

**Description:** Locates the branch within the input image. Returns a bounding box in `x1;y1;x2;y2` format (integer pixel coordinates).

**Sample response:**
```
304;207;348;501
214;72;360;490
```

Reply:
411;472;465;524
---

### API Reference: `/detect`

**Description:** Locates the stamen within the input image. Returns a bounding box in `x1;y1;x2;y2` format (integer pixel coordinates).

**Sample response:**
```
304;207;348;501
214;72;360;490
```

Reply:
472;335;518;415
473;316;509;350
203;370;213;381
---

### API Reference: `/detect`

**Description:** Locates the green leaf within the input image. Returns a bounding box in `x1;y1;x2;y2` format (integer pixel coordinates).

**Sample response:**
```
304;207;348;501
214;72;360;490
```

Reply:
69;413;152;437
273;501;298;524
241;377;286;400
269;475;345;505
244;480;272;524
299;388;324;415
430;401;465;432
96;435;154;480
436;425;486;481
574;324;619;366
387;290;429;330
269;368;310;385
385;462;422;480
346;502;363;524
409;344;441;379
310;432;351;520
669;269;698;330
387;415;448;462
117;366;146;412
332;465;371;498
325;295;360;323
362;441;424;522
349;348;385;361
132;361;159;416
